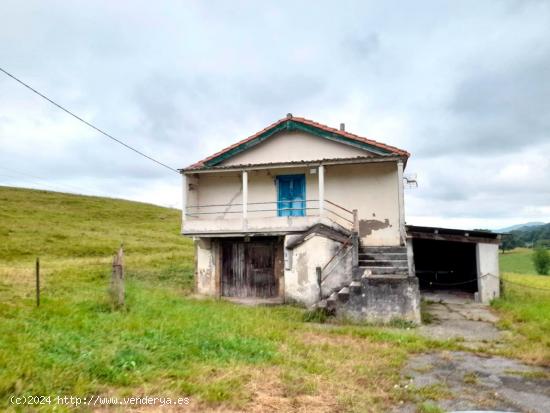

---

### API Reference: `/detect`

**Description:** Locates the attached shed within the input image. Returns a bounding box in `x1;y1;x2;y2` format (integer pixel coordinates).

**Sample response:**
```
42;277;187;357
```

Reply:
406;225;501;303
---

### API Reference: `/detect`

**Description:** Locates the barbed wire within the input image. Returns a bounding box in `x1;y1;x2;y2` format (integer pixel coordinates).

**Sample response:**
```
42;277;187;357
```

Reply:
1;262;549;291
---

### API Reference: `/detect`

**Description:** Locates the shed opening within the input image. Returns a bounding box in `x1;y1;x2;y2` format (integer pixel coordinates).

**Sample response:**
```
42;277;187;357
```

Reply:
412;239;478;293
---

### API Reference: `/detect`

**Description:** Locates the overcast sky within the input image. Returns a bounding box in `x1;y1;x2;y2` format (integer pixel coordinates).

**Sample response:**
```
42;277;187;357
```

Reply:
1;1;549;230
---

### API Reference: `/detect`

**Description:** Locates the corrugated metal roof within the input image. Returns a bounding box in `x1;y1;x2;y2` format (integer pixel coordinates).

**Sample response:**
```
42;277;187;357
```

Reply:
180;155;402;172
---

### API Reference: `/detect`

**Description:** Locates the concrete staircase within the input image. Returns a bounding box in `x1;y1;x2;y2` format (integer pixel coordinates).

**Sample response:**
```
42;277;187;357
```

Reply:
358;245;409;278
316;245;420;324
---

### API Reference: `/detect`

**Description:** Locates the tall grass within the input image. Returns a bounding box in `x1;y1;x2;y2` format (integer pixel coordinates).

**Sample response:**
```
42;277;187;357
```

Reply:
492;272;550;365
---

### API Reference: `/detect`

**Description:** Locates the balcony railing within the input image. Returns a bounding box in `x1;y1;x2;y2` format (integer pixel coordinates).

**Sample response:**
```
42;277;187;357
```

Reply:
184;198;358;234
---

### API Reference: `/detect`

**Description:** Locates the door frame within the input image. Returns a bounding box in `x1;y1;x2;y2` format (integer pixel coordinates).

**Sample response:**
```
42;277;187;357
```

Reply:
276;174;306;217
218;237;284;299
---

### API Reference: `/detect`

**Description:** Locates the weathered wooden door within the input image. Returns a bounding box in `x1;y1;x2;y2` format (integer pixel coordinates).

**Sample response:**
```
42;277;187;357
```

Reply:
221;239;278;297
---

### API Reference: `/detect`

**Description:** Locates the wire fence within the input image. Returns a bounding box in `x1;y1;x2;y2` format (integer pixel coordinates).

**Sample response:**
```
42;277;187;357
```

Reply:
422;271;550;293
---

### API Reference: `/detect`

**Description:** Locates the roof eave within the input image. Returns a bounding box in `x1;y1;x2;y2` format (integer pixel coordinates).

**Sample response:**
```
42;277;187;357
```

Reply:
179;154;408;174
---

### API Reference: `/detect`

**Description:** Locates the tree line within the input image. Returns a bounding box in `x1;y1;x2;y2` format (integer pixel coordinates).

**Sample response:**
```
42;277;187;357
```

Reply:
500;223;550;251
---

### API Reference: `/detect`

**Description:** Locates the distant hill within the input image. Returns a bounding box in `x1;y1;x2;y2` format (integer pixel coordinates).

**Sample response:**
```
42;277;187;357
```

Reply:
501;222;550;250
498;222;546;233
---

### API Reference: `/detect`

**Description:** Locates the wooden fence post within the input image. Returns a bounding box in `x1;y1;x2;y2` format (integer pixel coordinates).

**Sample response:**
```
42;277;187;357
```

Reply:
110;246;125;309
36;257;40;307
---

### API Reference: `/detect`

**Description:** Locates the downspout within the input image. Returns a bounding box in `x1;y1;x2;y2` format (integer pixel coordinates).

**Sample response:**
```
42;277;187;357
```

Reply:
181;172;187;233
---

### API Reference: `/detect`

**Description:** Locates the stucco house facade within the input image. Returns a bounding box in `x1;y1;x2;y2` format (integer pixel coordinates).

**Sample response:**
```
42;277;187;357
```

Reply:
180;115;500;323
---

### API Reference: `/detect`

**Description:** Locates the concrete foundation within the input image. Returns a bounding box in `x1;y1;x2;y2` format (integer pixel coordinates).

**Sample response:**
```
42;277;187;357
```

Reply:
339;276;421;324
195;238;219;296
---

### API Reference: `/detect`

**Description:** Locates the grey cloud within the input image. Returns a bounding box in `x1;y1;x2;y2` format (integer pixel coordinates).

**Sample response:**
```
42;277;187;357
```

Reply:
417;47;550;156
1;0;549;227
345;33;380;59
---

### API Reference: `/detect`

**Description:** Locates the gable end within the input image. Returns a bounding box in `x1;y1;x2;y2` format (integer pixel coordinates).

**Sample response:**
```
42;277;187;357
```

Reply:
185;116;410;170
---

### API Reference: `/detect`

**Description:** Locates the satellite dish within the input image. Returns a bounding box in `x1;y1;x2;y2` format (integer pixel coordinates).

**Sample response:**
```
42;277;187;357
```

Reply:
403;173;418;188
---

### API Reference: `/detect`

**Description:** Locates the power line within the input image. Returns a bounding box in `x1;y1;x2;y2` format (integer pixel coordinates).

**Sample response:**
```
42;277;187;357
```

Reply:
0;66;179;174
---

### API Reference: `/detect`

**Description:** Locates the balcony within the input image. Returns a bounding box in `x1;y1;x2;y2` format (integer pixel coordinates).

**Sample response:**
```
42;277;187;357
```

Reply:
182;199;357;236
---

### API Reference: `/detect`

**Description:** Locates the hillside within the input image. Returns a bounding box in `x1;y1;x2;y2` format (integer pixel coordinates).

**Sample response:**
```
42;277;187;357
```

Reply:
497;222;546;232
502;222;550;249
0;186;188;261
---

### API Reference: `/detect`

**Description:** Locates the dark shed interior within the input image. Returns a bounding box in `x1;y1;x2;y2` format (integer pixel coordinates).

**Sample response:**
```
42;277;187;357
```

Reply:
407;225;500;294
412;239;478;293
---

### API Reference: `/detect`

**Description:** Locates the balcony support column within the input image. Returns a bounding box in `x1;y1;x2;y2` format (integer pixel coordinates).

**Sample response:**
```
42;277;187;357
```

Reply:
397;160;406;245
242;170;248;230
181;173;187;233
318;164;325;217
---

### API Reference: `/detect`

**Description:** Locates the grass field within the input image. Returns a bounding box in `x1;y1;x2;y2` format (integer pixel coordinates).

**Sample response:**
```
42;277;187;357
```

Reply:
494;248;550;364
499;247;537;274
1;187;461;413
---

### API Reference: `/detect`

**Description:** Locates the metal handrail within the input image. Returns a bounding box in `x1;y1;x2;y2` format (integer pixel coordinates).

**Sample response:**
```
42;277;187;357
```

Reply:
184;197;358;235
321;234;353;276
324;199;354;215
324;207;354;225
188;206;319;215
186;199;319;209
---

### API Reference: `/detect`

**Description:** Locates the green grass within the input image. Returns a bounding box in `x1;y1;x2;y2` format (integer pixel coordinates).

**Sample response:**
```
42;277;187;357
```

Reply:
417;401;445;413
0;186;454;412
496;248;550;364
491;271;550;365
500;248;537;274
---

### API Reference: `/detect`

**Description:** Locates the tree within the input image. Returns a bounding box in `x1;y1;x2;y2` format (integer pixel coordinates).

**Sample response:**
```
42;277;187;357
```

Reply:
532;247;550;275
500;234;517;253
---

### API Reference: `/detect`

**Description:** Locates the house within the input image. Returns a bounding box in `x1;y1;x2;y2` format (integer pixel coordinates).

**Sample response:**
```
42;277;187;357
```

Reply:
180;115;500;323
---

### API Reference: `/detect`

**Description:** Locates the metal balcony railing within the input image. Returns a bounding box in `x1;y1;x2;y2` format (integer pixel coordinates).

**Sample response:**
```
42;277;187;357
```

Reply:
185;198;358;233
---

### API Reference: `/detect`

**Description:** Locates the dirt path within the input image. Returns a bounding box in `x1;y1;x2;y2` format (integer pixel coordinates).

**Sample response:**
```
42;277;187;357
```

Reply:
397;292;550;412
419;291;508;349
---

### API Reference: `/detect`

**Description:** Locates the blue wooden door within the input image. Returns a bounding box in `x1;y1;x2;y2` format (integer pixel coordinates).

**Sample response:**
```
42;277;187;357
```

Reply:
277;174;306;216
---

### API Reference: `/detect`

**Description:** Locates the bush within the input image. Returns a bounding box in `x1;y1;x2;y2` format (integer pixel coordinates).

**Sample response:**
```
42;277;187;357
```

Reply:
532;247;550;275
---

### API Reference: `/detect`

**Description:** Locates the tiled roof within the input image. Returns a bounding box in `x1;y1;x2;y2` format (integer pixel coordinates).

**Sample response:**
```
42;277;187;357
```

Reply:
184;115;410;170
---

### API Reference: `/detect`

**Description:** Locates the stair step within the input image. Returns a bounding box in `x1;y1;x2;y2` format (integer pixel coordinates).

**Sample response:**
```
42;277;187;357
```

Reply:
364;273;409;279
337;287;349;302
359;253;407;261
359;266;409;275
358;259;408;267
359;247;407;254
349;281;361;293
326;293;338;310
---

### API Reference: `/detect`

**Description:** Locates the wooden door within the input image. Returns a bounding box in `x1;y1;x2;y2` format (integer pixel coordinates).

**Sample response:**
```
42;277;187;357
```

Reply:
221;239;278;297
